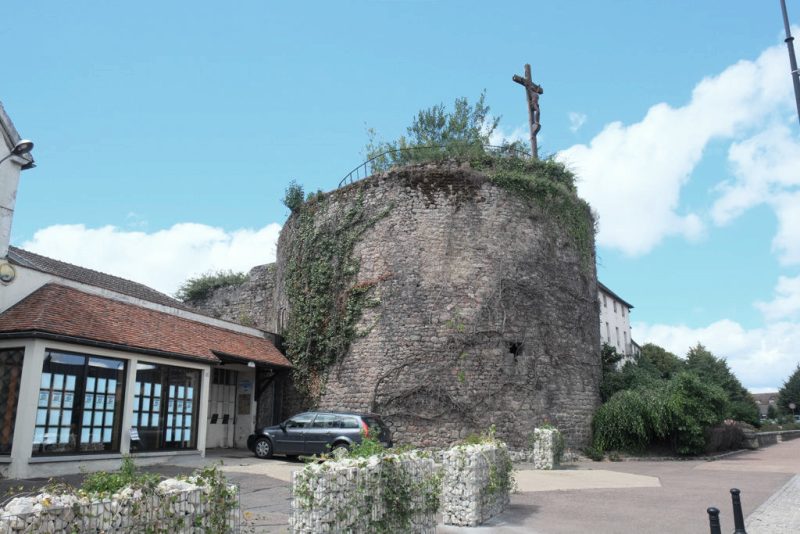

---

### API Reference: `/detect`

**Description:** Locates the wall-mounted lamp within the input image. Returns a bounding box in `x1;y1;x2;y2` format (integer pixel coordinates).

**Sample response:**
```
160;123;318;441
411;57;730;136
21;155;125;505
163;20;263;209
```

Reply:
0;139;34;166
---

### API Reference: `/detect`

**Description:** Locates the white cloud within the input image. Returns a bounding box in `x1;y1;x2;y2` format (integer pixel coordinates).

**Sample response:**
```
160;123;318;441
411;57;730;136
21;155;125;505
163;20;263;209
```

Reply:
557;41;793;256
712;124;800;226
756;274;800;321
635;319;800;391
21;222;282;296
770;191;800;266
488;122;529;148
568;112;587;133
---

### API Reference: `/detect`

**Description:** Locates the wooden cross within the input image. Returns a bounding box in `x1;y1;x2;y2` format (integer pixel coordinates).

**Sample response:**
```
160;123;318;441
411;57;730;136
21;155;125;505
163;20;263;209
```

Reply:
513;64;544;159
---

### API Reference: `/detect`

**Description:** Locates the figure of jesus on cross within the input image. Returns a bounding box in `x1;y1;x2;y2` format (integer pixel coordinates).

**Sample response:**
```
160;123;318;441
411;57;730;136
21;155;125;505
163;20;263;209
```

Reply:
513;64;543;159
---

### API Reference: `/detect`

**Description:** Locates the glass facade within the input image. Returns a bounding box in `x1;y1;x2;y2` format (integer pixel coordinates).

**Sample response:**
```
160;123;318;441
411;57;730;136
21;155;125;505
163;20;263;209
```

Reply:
33;351;126;455
0;348;24;455
132;362;201;451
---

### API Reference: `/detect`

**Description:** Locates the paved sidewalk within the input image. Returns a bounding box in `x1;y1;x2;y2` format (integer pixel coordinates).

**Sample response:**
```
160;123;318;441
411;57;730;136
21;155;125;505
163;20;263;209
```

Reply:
746;475;800;534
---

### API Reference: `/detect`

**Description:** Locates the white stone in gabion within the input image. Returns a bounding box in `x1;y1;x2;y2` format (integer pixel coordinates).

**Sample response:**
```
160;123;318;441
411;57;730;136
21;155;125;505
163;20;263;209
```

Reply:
2;497;36;516
441;442;511;527
0;477;238;534
532;427;561;470
158;478;199;493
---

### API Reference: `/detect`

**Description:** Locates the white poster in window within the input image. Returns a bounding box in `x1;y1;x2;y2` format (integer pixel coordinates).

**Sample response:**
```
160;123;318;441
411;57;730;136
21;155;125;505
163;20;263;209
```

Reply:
85;394;94;409
106;395;115;410
51;392;62;407
38;391;49;407
64;393;74;409
152;398;160;411
185;400;193;413
95;394;105;409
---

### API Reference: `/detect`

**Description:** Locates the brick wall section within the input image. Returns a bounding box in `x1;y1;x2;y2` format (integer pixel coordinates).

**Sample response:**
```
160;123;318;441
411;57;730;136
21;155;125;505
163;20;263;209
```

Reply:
273;163;601;449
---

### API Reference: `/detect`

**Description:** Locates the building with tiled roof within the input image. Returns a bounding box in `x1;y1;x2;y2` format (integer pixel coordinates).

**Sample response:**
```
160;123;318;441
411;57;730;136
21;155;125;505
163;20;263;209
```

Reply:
6;246;193;311
0;102;291;478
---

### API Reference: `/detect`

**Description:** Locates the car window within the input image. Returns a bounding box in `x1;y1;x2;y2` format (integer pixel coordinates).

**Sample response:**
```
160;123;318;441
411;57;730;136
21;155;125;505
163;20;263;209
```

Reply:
339;416;359;429
361;416;385;430
312;414;338;428
285;413;315;428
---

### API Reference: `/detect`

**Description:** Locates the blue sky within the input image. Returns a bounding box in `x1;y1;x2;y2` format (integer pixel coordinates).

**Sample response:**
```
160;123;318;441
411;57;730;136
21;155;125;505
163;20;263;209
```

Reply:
3;1;799;390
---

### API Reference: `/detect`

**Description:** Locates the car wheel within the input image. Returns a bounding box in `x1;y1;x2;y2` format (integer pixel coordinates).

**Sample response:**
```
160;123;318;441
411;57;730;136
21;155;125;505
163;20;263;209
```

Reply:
332;442;349;453
254;437;273;459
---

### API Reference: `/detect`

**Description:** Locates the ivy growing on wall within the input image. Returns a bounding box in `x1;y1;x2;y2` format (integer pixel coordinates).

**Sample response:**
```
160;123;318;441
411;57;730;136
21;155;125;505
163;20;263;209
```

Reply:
283;189;391;398
471;155;596;269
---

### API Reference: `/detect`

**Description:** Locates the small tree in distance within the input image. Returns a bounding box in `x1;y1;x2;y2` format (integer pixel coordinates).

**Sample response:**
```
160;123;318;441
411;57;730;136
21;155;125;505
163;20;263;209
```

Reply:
778;364;800;416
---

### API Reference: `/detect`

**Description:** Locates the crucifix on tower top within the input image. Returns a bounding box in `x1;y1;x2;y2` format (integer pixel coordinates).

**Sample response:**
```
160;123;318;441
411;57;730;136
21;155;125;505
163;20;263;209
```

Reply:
512;64;543;159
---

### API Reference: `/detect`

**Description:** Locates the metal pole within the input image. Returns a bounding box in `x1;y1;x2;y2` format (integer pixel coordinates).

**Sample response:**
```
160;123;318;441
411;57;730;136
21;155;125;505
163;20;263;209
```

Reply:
730;488;747;534
780;0;800;125
707;507;722;534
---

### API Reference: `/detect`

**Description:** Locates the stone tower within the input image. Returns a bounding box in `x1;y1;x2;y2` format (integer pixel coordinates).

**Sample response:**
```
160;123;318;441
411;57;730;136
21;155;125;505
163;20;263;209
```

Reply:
271;162;601;449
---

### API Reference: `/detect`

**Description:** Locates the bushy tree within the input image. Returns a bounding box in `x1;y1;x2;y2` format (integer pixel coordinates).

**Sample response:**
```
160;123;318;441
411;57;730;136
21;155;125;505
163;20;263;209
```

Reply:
685;344;759;425
640;343;683;379
666;372;729;454
282;180;305;212
767;404;779;419
365;92;522;172
592;372;728;455
600;343;669;402
175;270;247;302
778;364;800;416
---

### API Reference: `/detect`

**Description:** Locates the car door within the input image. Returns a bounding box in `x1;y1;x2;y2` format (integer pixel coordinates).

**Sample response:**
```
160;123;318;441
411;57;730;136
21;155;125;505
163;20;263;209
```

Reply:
274;413;314;454
305;413;337;454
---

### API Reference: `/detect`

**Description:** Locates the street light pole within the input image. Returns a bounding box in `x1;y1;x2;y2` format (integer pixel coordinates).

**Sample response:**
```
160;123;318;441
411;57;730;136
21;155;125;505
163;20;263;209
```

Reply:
779;0;800;125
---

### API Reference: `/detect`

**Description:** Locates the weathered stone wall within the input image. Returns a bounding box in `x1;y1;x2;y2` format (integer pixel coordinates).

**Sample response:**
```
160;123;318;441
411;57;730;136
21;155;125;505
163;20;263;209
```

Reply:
191;263;279;332
274;163;601;449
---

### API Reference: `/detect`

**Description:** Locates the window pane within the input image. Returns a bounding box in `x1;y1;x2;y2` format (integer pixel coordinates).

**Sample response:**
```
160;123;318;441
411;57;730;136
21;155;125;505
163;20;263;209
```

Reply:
133;363;200;451
33;350;126;456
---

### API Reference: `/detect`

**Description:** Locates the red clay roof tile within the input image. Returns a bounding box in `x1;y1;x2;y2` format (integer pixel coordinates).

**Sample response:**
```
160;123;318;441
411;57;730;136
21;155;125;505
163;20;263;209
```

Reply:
0;284;291;368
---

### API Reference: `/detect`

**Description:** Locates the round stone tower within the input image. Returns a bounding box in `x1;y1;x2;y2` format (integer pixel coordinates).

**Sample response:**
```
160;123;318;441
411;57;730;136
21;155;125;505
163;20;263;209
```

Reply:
274;162;601;449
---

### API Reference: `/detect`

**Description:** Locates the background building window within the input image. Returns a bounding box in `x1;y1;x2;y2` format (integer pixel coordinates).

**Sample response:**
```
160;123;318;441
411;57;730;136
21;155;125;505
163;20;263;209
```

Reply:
133;362;201;451
33;351;126;455
0;348;24;455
